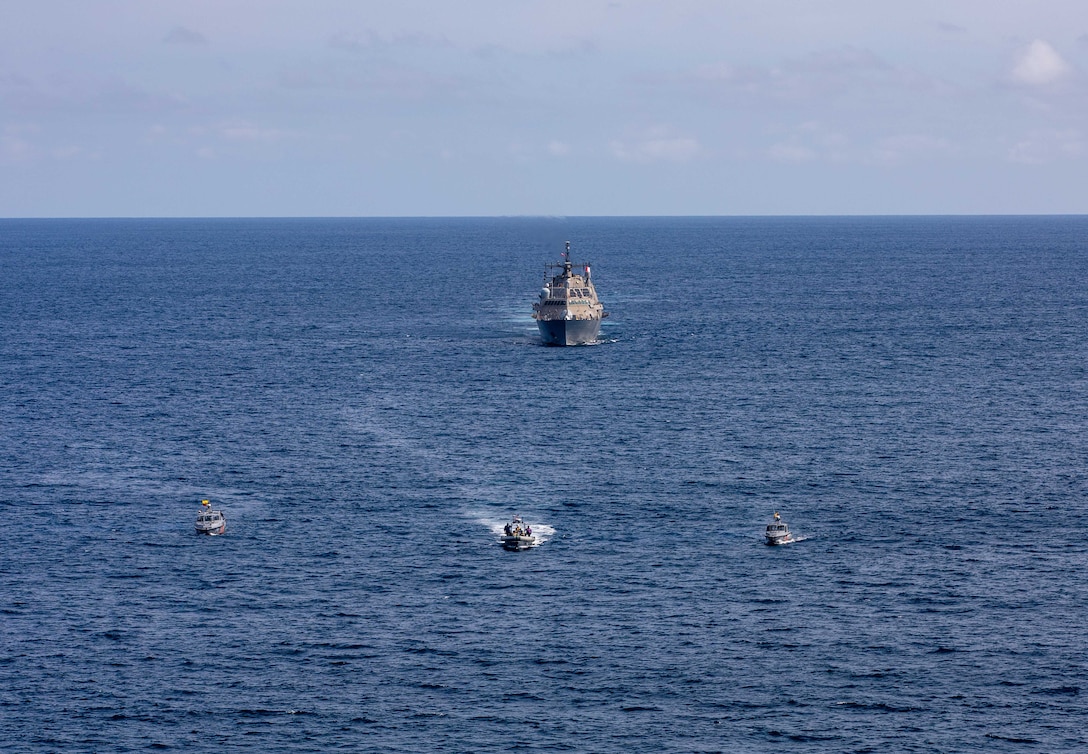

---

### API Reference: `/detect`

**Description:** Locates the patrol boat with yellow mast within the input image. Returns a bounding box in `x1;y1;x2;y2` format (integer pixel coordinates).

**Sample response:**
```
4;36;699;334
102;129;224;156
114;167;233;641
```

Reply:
532;241;607;346
764;512;793;545
195;499;226;536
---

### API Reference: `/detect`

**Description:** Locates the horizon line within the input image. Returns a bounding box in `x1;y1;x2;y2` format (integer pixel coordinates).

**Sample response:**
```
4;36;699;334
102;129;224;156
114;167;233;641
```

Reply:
2;212;1087;221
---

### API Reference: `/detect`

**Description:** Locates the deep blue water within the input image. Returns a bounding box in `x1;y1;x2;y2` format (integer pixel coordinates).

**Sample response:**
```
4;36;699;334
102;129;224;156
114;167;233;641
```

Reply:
2;216;1087;752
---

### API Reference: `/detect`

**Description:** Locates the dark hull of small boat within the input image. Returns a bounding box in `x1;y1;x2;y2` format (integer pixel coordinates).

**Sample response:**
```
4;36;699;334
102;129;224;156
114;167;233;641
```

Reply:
501;535;535;551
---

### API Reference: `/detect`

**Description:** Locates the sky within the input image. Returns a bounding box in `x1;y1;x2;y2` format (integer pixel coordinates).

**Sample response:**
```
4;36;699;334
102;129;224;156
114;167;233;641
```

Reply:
2;0;1087;217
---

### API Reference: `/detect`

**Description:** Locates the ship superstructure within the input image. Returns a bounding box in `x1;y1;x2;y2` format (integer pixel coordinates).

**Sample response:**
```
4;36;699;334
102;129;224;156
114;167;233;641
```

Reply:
532;241;607;346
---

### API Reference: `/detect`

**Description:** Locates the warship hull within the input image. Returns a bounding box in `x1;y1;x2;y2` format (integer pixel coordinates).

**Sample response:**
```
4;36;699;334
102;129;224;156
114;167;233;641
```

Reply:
536;318;601;346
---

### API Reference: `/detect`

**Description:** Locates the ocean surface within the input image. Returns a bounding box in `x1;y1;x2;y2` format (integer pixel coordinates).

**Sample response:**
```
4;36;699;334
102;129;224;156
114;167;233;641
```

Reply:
2;216;1087;753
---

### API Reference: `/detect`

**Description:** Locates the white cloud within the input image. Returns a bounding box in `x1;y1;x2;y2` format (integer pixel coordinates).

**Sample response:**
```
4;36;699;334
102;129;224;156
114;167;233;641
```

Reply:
51;145;100;161
1011;40;1070;86
765;126;953;167
1008;129;1084;164
668;45;951;110
610;131;701;163
547;140;570;157
768;142;817;163
869;133;953;166
218;121;286;144
764;122;849;164
0;123;104;164
1;130;35;163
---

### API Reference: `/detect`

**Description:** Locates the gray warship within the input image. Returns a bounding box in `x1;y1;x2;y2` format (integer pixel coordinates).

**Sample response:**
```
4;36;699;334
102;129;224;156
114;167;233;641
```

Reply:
531;241;607;346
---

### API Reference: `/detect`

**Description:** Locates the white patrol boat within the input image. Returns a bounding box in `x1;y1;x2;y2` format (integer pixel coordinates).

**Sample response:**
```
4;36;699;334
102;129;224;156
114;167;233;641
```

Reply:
195;499;226;536
501;516;536;551
764;512;793;546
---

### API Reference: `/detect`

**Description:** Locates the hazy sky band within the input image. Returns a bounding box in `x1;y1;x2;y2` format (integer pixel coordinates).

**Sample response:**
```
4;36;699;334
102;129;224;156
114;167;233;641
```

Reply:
3;1;1086;216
